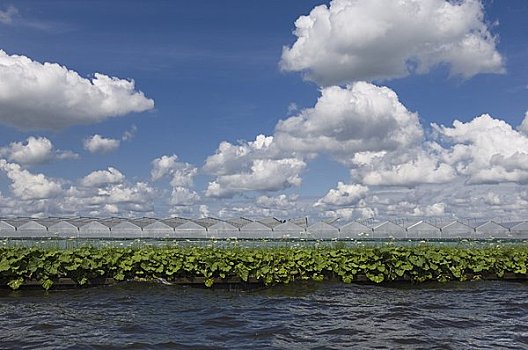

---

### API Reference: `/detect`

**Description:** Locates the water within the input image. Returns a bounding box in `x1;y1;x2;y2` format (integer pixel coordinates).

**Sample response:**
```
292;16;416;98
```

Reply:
1;281;527;349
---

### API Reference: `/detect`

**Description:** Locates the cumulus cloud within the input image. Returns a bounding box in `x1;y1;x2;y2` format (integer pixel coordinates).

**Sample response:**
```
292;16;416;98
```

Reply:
274;82;423;162
353;145;456;186
0;5;18;24
0;159;62;200
256;194;299;209
151;154;200;206
83;134;120;154
433;114;528;184
411;203;446;217
151;154;197;187
280;0;504;85
80;167;125;187
315;182;368;207
0;136;78;165
205;158;306;198
203;134;278;176
204;133;306;198
517;111;528;135
0;50;154;130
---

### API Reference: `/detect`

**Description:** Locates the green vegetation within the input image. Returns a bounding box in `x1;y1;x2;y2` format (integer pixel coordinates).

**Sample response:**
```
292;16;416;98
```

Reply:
1;245;527;290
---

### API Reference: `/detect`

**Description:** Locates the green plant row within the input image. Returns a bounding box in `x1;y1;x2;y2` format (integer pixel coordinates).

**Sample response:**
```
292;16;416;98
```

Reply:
1;245;527;290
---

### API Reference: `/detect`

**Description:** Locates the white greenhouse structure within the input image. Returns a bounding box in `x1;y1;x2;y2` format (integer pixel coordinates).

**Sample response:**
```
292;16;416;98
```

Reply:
0;216;525;241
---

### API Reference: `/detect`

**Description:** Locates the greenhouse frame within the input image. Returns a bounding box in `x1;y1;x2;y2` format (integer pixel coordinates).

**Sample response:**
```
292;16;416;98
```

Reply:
0;216;527;240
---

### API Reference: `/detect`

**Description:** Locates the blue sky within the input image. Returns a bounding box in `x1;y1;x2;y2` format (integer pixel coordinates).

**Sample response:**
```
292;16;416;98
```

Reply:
0;0;527;221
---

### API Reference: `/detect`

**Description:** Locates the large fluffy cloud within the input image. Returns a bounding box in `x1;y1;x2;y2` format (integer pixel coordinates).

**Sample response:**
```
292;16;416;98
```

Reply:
280;0;504;85
0;50;154;130
80;167;124;187
0;159;63;200
206;158;306;198
204;134;306;198
0;136;78;165
274;82;423;162
433;114;528;184
315;182;368;207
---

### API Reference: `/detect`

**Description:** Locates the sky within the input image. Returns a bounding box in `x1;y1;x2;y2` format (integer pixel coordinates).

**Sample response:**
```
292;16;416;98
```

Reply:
0;0;527;222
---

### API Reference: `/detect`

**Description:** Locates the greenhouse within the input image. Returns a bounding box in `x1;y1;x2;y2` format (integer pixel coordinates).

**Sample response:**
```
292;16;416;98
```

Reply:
140;220;174;238
306;221;339;239
273;221;305;239
207;221;239;239
441;221;474;239
406;221;441;239
475;221;510;239
339;221;372;239
373;221;405;239
173;221;207;238
0;216;525;241
512;223;528;238
239;221;273;239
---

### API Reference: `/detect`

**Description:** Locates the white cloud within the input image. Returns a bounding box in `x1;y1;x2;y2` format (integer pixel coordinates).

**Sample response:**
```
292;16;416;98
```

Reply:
199;204;209;218
151;154;197;187
203;134;278;176
354;145;456;186
0;6;18;24
83;134;120;154
0;159;62;200
256;194;299;209
280;0;504;85
315;182;368;207
80;167;124;187
433;114;528;184
0;50;154;130
0;136;78;165
171;187;200;206
412;202;446;217
122;125;137;141
205;158;306;198
151;154;200;206
517;111;528;135
274;82;423;162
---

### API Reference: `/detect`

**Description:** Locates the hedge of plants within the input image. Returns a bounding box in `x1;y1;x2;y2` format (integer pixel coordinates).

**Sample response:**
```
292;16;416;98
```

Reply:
1;245;527;290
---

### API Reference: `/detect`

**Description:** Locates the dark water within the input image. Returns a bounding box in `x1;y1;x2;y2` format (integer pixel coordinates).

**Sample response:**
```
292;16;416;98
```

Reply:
1;281;527;349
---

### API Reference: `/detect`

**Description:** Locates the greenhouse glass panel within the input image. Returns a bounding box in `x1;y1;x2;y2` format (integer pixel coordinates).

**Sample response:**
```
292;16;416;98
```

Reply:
475;221;510;239
239;221;273;239
339;221;372;239
48;221;79;238
17;221;48;238
307;222;339;239
509;222;528;239
173;221;207;238
78;221;111;238
142;221;174;238
109;221;143;238
441;221;474;239
207;222;239;239
372;221;405;239
406;221;441;239
273;221;305;239
0;221;16;238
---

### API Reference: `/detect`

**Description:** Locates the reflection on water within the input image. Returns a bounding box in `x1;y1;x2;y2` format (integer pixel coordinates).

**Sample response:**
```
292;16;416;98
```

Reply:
1;281;527;349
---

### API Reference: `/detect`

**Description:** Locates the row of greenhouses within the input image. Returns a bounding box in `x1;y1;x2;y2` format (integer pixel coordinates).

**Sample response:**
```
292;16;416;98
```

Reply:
0;217;527;240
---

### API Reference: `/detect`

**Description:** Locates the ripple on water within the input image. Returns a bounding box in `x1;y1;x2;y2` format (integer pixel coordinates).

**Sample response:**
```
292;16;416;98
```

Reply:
0;281;527;349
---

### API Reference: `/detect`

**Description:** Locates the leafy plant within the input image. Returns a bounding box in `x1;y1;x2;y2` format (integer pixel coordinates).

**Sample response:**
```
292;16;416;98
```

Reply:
0;245;527;290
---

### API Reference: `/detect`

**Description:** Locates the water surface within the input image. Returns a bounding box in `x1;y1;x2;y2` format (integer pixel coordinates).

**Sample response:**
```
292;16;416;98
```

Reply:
1;281;527;349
